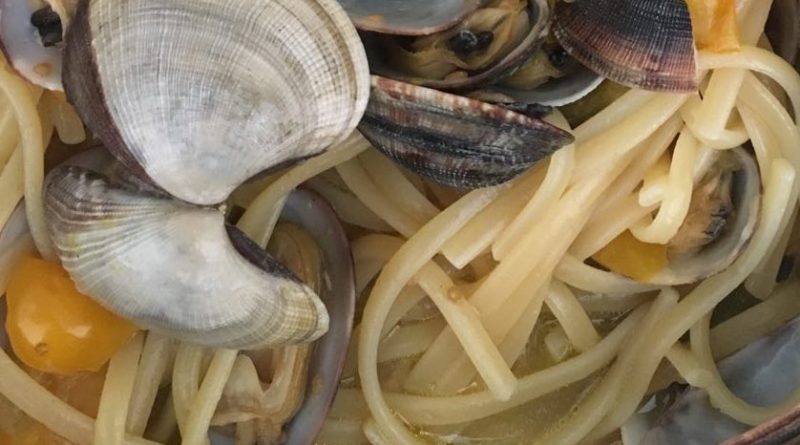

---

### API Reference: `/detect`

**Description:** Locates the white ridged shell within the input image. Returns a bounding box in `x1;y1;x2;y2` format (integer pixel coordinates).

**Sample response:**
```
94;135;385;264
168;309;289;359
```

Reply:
63;0;370;205
44;165;329;349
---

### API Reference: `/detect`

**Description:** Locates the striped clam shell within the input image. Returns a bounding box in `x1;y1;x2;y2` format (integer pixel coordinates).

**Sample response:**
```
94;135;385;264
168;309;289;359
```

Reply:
44;164;329;349
63;0;370;205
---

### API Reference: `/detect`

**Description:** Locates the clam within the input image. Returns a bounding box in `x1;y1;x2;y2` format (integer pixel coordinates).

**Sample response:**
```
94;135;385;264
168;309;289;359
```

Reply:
623;305;800;445
650;148;760;285
62;0;369;206
358;75;573;188
350;0;603;106
338;0;483;36
210;190;356;445
598;148;761;286
0;0;77;90
552;0;698;92
44;163;328;349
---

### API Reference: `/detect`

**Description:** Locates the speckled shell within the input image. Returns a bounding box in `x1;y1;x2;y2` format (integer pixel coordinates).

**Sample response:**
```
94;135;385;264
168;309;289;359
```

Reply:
63;0;370;206
553;0;697;92
338;0;482;36
44;164;330;349
359;76;573;188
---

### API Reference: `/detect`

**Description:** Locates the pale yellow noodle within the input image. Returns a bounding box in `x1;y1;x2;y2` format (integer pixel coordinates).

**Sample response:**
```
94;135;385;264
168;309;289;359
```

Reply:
630;129;698;244
440;164;547;268
359;149;439;225
0;67;52;259
593;116;682;216
95;334;145;445
0;148;25;231
0;346;160;445
690;68;747;144
638;154;670;206
383;307;645;427
573;89;656;142
546;281;601;352
182;349;238;445
710;277;800;358
571;194;657;260
237;131;370;246
739;72;800;169
738;102;778;184
234;420;256;445
378;318;446;363
422;279;550;395
571;94;688;181
746;206;797;299
698;48;800;120
358;186;502;445
588;158;798;440
46;93;86;144
689;312;800;425
337;158;421;237
172;344;207;437
415;262;518;400
127;333;174;436
493;140;575;260
540;288;679;445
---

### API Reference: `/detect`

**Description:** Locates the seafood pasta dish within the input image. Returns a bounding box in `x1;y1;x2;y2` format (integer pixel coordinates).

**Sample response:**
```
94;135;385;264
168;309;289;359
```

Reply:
0;0;798;444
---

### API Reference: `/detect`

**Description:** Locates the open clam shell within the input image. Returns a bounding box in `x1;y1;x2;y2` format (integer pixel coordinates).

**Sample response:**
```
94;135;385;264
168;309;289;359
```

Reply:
63;0;370;206
624;310;800;445
553;0;697;92
280;189;356;445
338;0;483;36
363;0;551;92
358;75;573;188
209;189;355;445
43;164;329;349
645;148;760;285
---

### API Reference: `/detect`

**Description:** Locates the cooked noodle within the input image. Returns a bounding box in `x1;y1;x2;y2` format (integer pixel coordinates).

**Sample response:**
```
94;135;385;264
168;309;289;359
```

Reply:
0;2;798;445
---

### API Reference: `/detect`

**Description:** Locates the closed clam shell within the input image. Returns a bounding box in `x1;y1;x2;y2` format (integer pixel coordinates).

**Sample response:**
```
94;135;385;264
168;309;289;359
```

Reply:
359;76;573;188
44;164;329;349
63;0;370;206
553;0;697;92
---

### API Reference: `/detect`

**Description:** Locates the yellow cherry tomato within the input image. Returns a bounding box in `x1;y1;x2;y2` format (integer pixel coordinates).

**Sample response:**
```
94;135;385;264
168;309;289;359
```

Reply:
593;230;668;282
5;256;138;374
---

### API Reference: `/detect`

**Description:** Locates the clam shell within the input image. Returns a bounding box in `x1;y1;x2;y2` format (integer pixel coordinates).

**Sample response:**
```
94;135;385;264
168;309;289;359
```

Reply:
280;189;356;445
646;148;760;285
44;165;329;349
553;0;697;92
358;75;573;188
0;0;63;90
63;0;370;206
338;0;483;36
364;0;551;92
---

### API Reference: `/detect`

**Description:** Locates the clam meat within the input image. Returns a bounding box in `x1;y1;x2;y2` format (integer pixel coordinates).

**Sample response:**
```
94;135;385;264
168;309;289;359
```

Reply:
210;190;355;445
596;148;761;286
